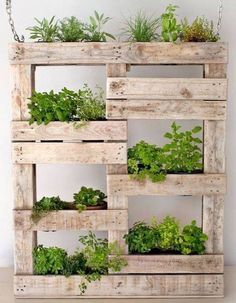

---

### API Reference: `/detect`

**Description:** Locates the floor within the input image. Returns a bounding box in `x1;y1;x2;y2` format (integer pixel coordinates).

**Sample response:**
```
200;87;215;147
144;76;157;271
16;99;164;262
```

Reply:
1;267;236;302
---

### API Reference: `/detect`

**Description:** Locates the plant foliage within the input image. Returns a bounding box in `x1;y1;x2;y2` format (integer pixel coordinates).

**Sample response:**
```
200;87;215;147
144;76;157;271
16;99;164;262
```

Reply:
57;16;85;42
161;4;181;42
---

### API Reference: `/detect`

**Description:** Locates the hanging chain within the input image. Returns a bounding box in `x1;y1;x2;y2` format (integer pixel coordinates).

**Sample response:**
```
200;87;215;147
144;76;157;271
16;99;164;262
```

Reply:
6;0;24;42
216;0;223;37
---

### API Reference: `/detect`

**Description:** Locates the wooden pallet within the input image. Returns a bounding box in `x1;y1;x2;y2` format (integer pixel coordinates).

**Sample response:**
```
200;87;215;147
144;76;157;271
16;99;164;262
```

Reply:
10;42;228;298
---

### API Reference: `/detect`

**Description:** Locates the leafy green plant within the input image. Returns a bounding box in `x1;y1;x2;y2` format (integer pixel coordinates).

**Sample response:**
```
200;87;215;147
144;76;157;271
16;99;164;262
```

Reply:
123;11;160;42
157;216;180;251
57;16;85;42
33;245;67;275
63;252;88;277
181;17;219;42
161;4;181;42
26;16;59;42
178;220;208;255
84;11;115;42
28;85;105;125
163;122;203;173
74;187;107;212
31;196;65;224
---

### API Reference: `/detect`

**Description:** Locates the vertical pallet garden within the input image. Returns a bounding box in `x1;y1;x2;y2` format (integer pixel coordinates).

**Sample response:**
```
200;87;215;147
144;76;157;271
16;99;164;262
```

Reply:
10;42;228;298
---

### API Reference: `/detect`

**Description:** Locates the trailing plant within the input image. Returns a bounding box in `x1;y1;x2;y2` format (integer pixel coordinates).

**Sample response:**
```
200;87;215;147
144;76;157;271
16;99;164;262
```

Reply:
123;11;160;42
26;16;59;42
84;11;115;42
28;85;105;125
57;16;85;42
33;245;67;275
73;186;107;212
162;122;203;173
161;4;181;42
31;196;65;224
181;17;219;42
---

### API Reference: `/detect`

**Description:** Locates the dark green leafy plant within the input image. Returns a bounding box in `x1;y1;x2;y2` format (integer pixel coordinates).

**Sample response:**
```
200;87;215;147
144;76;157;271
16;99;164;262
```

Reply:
26;16;59;42
28;85;105;125
123;11;160;42
58;16;85;42
63;252;88;277
74;187;107;212
33;245;67;275
161;4;181;42
181;17;219;42
31;196;65;224
162;122;203;173
84;11;115;42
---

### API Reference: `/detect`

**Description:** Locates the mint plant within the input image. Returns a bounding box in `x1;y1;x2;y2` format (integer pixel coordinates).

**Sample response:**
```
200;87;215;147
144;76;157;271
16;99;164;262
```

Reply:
161;4;181;42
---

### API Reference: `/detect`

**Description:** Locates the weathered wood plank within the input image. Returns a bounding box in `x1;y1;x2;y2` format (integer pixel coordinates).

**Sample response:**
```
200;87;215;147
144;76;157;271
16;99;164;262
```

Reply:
12;142;127;164
107;100;227;120
9;42;228;65
203;64;226;254
11;121;127;142
14;274;224;298
107;174;226;196
10;65;35;120
14;210;128;231
107;78;227;100
116;255;224;274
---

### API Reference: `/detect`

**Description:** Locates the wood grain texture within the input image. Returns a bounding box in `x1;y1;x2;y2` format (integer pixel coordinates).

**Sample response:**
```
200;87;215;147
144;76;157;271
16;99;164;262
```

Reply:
107;100;227;120
107;174;226;196
107;78;227;100
116;255;224;274
9;42;228;65
14;274;224;298
12;142;127;164
14;210;128;231
11;121;127;142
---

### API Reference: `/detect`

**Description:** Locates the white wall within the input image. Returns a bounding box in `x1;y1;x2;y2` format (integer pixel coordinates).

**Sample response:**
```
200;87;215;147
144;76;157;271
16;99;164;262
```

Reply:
0;0;235;266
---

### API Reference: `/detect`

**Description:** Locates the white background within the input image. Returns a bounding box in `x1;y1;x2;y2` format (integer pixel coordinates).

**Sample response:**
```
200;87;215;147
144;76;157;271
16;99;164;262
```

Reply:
0;0;235;266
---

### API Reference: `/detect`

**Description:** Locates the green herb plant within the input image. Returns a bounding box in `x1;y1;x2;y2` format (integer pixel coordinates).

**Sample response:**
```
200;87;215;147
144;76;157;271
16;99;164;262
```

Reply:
161;4;181;42
181;17;219;42
57;16;85;42
74;187;107;212
26;16;59;42
123;11;160;42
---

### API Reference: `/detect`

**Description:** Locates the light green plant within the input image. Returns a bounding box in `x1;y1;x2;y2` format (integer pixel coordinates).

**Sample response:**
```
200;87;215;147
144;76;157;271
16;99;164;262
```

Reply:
74;187;107;212
161;4;181;42
57;16;85;42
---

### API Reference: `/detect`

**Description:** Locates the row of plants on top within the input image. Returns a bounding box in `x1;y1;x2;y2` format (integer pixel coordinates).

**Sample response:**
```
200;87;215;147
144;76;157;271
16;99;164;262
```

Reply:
26;4;220;43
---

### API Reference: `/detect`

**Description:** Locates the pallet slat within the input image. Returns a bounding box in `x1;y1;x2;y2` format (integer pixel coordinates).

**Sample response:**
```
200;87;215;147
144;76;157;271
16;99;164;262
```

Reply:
14;274;224;298
107;100;227;120
14;210;128;231
116;255;224;274
11;121;127;141
107;78;227;100
107;174;226;196
12;142;127;164
9;42;227;65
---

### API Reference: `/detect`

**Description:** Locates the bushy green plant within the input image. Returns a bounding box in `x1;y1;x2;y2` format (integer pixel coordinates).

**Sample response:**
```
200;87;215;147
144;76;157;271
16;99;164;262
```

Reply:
181;17;219;42
28;85;105;125
84;11;115;42
26;16;59;42
63;252;88;277
161;4;181;42
33;245;67;275
157;216;180;251
74;187;107;212
31;196;65;223
123;11;160;42
57;16;85;42
178;220;208;255
163;122;203;173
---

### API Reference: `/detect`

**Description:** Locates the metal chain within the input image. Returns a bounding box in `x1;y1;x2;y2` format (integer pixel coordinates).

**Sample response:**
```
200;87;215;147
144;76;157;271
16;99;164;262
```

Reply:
217;0;223;37
6;0;24;42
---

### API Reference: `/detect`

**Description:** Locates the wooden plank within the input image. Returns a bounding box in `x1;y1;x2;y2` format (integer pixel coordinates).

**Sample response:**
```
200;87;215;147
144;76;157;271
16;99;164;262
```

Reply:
107;78;227;100
9;42;228;65
107;100;227;120
116;255;224;274
203;64;226;254
11;121;127;142
14;210;128;231
12;142;127;164
107;174;226;196
14;274;224;298
10;65;35;120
